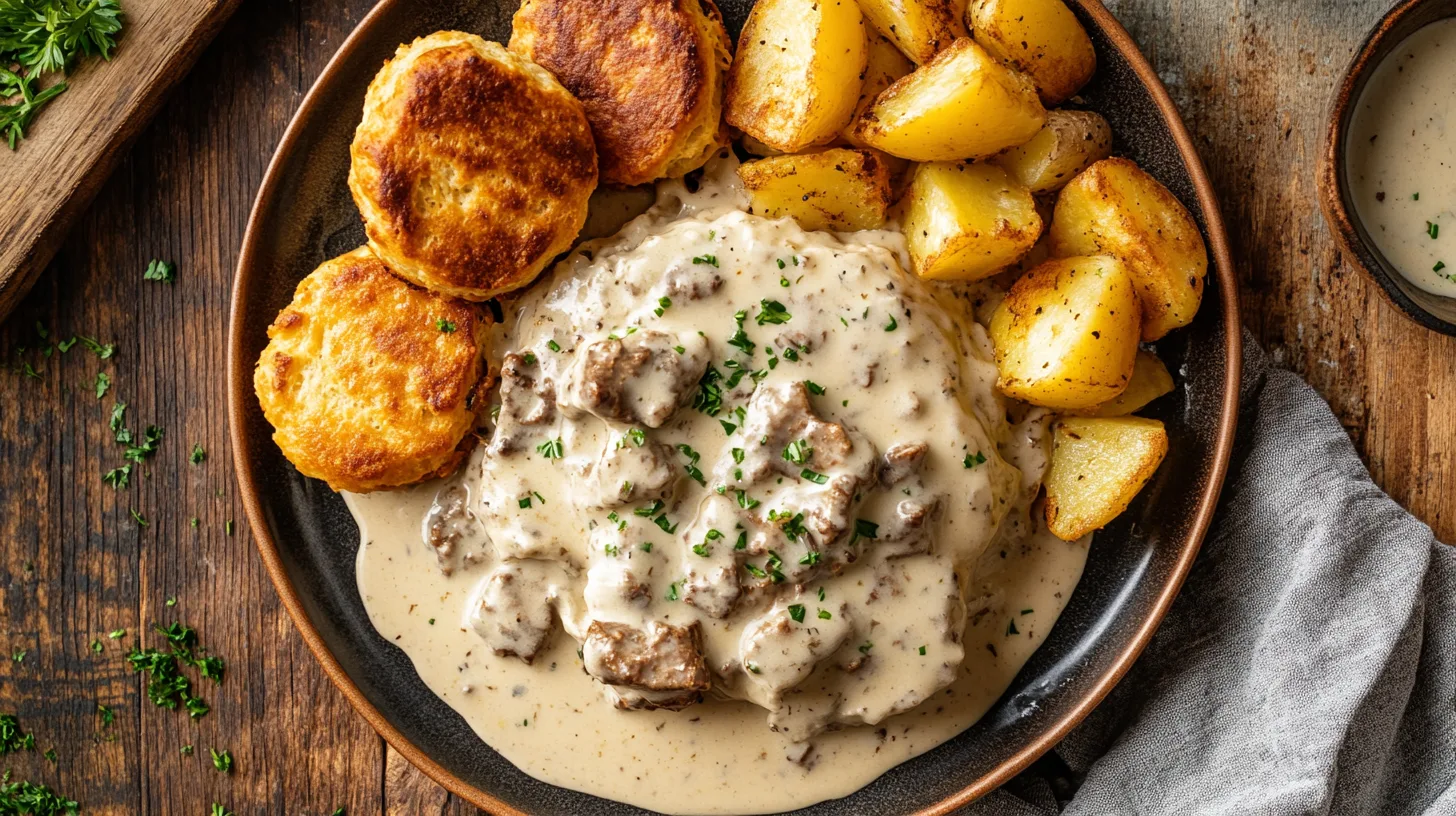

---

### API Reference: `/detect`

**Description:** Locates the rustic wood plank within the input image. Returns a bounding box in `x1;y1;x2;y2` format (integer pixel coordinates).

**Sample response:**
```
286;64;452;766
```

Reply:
0;0;243;326
1;0;1450;814
1105;0;1455;540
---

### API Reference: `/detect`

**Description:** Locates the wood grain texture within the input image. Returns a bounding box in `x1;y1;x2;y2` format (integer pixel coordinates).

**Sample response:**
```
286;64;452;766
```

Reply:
0;0;1448;812
0;0;241;325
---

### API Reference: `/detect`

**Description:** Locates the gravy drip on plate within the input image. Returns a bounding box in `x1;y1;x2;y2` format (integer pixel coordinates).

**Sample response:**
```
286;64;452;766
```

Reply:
1348;18;1456;297
348;156;1090;814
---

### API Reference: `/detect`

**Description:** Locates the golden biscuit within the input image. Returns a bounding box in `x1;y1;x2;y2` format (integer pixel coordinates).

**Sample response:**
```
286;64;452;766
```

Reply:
254;247;489;493
349;31;597;301
509;0;732;187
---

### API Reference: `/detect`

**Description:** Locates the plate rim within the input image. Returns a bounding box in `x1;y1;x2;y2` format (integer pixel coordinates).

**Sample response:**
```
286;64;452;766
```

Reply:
226;1;1242;812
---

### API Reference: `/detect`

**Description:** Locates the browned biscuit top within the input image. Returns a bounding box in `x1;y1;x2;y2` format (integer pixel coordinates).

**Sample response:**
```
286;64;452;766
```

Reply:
510;0;731;186
351;33;597;300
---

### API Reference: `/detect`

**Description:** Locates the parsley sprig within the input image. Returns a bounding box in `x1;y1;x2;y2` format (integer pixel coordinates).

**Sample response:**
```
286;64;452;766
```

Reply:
124;622;224;719
0;0;125;148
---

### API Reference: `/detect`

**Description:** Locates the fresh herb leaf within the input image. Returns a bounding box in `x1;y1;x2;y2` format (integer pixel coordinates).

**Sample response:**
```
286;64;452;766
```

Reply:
210;748;233;774
884;315;898;332
788;604;805;623
536;438;564;459
93;371;110;399
435;318;456;333
143;259;176;283
692;254;718;267
963;451;986;469
803;380;825;396
756;299;791;325
190;444;206;465
547;339;562;352
800;468;828;484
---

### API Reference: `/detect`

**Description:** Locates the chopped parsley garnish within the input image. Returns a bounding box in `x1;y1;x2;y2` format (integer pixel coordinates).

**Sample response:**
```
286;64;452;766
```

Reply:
78;335;115;359
692;254;719;267
756;299;792;325
224;520;234;536
1021;608;1034;615
963;451;987;469
803;380;825;396
727;309;755;356
212;804;234;816
780;277;790;287
108;629;125;639
776;258;786;269
817;586;826;602
918;645;927;655
97;703;114;727
190;444;206;465
654;296;672;317
126;622;224;720
130;509;147;527
165;596;178;607
782;346;800;362
640;542;653;553
626;427;646;447
11;650;24;663
735;489;759;510
798;550;821;566
1427;221;1440;240
518;496;533;509
144;259;177;283
89;639;102;654
819;609;832;620
788;604;806;623
719;419;737;435
665;582;680;601
547;339;562;352
858;641;874;655
782;439;812;465
743;562;767;579
102;464;131;489
0;776;78;815
1436;261;1448;273
1007;619;1020;636
435;318;456;333
93;371;110;399
746;662;761;674
653;514;678;534
693;364;724;416
735;530;748;550
768;509;808;541
732;447;745;464
522;351;537;366
800;468;828;485
181;745;193;755
536;438;564;459
884;315;898;332
635;499;664;518
692;543;711;557
677;443;706;485
604;542;620;557
849;518;879;545
0;713;35;754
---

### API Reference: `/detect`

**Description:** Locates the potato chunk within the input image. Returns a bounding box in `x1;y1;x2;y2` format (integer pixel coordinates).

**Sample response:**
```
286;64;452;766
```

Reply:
856;0;967;64
902;161;1041;281
841;30;915;148
1044;416;1168;540
1073;350;1175;417
851;38;1046;161
968;0;1097;105
725;0;868;153
738;148;893;232
993;110;1112;194
1049;158;1209;340
988;255;1141;410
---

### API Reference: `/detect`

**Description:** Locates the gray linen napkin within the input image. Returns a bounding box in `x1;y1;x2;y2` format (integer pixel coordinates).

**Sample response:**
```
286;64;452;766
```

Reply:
966;335;1456;815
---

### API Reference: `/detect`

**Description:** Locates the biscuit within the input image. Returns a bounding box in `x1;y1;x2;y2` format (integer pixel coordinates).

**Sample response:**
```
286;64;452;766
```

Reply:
349;31;597;301
509;0;732;187
254;247;489;493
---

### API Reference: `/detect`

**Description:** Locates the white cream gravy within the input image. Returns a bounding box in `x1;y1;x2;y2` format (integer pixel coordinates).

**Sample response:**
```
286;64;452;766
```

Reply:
1348;18;1456;297
347;155;1090;814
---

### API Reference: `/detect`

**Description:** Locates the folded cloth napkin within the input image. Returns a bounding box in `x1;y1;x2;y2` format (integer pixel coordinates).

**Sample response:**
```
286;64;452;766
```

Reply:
965;335;1456;815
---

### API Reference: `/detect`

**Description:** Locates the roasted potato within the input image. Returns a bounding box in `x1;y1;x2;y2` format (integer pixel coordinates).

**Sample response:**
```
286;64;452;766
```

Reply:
1044;416;1168;540
851;38;1046;161
988;255;1141;410
968;0;1096;105
1048;158;1209;340
739;148;894;232
841;30;915;148
993;109;1112;194
725;0;868;153
1072;349;1175;417
902;161;1041;281
856;0;967;64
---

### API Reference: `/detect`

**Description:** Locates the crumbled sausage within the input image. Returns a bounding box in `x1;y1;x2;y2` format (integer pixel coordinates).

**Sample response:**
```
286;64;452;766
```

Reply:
490;352;556;455
472;562;556;664
559;330;709;428
880;441;928;486
424;483;485;575
583;620;711;711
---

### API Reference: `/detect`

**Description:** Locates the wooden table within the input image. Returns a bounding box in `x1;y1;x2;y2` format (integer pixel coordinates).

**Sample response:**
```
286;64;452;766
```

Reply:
1;0;1447;812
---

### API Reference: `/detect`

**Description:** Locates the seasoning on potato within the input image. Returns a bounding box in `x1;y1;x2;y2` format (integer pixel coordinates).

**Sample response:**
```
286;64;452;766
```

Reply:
738;147;893;232
902;160;1041;281
857;0;967;64
1044;416;1169;540
725;0;868;153
1049;157;1209;340
968;0;1098;105
993;109;1113;194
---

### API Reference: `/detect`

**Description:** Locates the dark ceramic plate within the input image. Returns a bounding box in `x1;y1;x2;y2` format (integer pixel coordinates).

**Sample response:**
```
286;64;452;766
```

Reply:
228;2;1241;813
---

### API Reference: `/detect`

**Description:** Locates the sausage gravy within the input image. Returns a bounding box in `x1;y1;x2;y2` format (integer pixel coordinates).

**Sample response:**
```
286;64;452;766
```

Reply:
346;154;1090;814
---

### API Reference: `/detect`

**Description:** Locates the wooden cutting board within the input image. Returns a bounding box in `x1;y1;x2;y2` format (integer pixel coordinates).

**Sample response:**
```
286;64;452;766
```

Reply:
0;0;241;323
